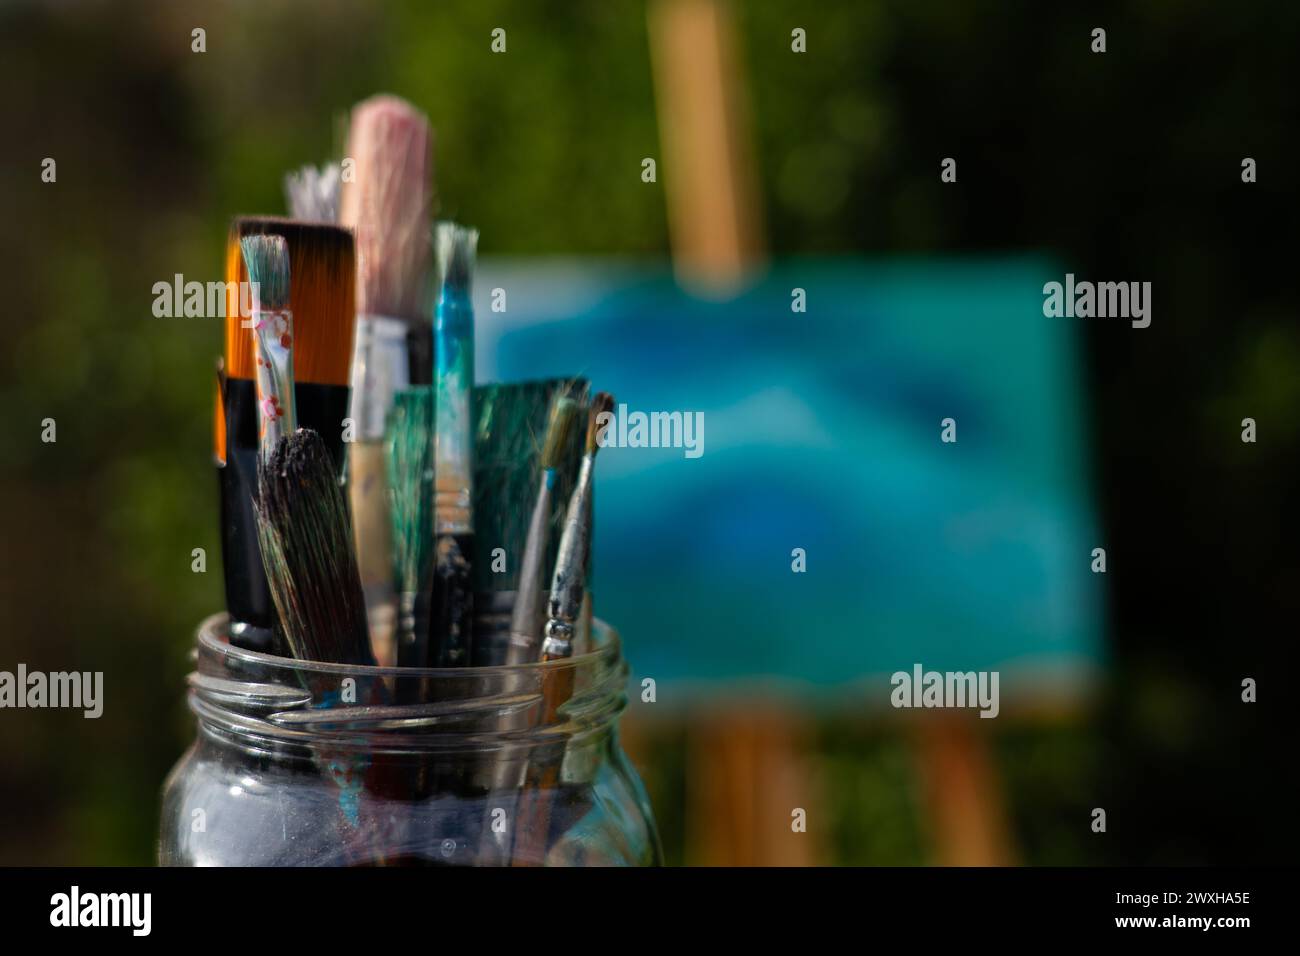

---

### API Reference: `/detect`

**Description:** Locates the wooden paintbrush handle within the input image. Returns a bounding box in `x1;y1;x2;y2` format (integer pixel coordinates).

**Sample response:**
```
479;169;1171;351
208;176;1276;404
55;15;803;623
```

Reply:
510;663;576;866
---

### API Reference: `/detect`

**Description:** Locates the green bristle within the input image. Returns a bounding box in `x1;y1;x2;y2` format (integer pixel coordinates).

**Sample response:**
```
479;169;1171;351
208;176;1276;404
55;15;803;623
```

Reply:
472;378;588;593
255;428;373;664
471;381;551;593
239;234;290;311
386;387;435;596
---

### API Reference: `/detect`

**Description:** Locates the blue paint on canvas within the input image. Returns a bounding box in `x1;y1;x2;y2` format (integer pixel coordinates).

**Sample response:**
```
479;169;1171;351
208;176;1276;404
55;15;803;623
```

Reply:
474;258;1104;702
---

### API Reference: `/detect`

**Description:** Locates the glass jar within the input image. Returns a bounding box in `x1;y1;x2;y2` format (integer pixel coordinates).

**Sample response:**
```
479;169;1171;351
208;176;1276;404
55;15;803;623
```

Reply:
160;612;661;866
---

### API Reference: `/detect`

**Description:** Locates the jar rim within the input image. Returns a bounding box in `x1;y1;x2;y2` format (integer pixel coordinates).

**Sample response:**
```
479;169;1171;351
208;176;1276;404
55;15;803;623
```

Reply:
188;612;630;753
197;611;621;676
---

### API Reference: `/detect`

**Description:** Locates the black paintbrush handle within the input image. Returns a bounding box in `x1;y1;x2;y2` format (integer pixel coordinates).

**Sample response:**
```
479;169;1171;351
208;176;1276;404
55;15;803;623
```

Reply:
219;380;277;653
218;456;277;653
406;324;433;386
294;381;351;475
430;533;474;667
219;378;351;655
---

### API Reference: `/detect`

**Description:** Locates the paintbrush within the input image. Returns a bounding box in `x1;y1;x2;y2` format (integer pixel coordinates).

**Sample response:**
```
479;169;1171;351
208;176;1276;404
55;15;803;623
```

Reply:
541;392;614;663
386;386;435;670
241;235;295;459
245;328;381;863
256;428;374;666
387;381;573;671
217;218;356;655
340;95;436;667
513;393;614;865
239;234;370;665
504;391;583;666
429;222;478;667
257;426;398;862
256;425;390;864
470;381;551;667
284;162;342;223
470;379;588;665
258;427;398;867
472;387;583;825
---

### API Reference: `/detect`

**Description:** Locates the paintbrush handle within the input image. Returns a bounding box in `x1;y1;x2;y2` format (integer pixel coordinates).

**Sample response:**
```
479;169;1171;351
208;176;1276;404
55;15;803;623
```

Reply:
511;663;577;866
484;428;595;861
350;441;396;584
350;315;412;440
430;533;474;667
251;307;296;462
513;457;593;862
218;379;279;653
349;441;398;666
505;479;554;665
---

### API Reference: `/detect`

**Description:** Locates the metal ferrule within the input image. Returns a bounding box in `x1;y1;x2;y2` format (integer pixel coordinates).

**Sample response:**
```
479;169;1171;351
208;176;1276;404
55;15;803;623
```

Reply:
540;619;575;662
252;308;296;462
433;486;472;535
349;314;411;442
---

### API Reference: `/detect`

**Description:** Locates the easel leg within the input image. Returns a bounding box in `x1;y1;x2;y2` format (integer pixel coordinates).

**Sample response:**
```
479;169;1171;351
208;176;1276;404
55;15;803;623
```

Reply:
687;708;821;866
913;714;1016;866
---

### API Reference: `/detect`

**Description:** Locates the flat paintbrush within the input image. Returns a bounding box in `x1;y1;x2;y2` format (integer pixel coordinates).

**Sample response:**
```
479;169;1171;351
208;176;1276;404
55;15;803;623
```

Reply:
241;238;387;868
218;218;356;655
386;386;435;670
240;234;371;665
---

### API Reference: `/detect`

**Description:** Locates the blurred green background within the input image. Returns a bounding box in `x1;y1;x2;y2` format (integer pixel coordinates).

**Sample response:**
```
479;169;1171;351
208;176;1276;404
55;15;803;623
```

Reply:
0;0;1294;865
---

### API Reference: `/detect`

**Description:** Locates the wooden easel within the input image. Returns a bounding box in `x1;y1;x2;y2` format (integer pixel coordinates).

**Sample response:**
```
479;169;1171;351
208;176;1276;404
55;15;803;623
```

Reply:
643;0;1015;866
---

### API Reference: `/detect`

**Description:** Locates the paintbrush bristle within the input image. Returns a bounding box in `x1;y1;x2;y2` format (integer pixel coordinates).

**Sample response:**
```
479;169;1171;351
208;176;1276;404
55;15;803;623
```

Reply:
240;235;290;312
226;218;356;386
256;428;373;664
284;162;342;223
340;95;434;321
542;396;581;471
471;379;588;594
587;392;615;456
387;387;435;596
435;222;478;297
